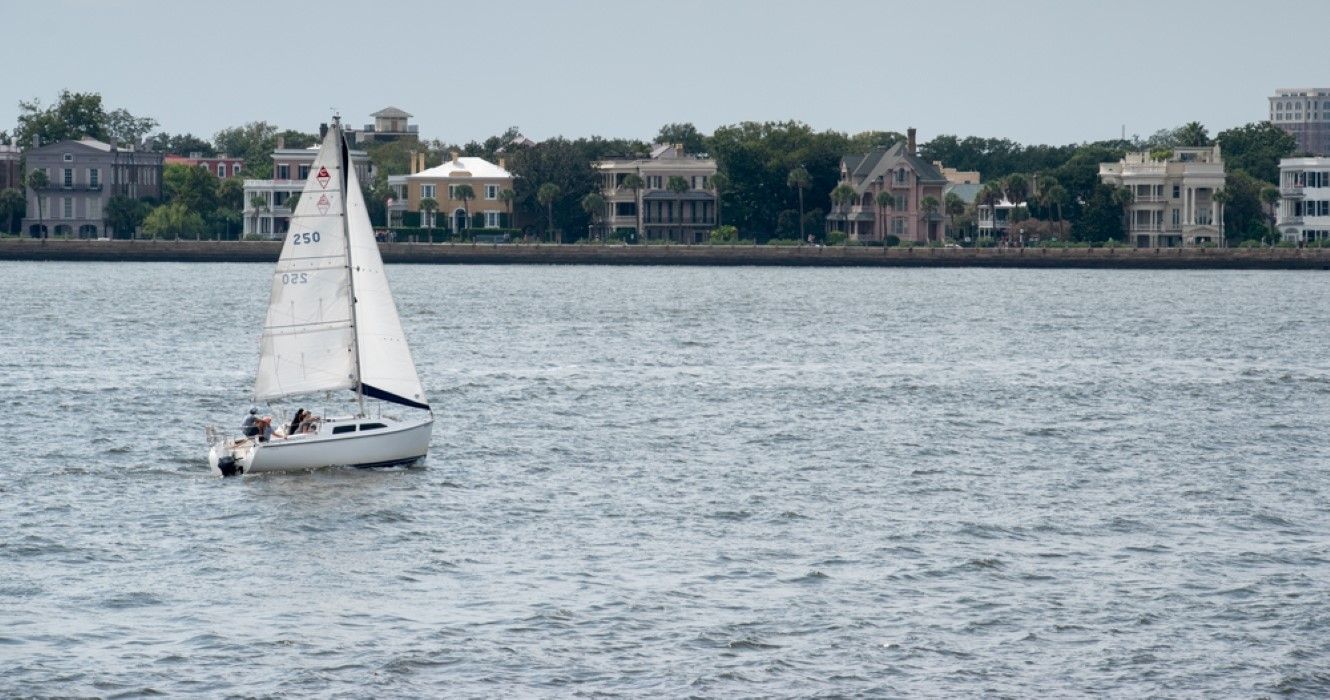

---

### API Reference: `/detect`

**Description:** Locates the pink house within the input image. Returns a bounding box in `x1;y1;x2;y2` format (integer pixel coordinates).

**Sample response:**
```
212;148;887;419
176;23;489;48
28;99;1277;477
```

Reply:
826;128;948;244
164;153;245;178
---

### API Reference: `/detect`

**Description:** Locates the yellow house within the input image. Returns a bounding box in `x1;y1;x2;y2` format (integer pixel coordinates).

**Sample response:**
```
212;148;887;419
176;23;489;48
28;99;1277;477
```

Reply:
400;152;515;232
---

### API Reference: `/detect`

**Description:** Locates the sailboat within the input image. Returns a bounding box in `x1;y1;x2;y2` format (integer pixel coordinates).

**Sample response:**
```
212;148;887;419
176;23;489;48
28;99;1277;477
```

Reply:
206;117;432;476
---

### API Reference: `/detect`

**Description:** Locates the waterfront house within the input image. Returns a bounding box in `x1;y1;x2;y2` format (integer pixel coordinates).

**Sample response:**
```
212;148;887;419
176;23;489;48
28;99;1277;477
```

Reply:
21;136;163;238
242;134;373;238
1276;156;1330;244
164;153;245;178
976;197;1027;240
1270;88;1330;156
592;144;717;243
390;151;514;233
826;128;948;244
1098;146;1226;248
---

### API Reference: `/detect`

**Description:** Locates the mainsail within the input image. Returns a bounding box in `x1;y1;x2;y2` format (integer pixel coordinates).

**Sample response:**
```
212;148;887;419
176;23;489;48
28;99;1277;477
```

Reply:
253;121;428;412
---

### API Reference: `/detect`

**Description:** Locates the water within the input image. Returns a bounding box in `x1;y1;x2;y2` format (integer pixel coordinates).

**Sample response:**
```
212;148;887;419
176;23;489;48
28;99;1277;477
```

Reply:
2;262;1328;697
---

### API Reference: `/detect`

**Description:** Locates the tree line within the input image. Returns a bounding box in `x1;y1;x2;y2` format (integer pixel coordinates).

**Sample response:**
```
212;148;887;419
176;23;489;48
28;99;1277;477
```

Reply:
0;91;1304;245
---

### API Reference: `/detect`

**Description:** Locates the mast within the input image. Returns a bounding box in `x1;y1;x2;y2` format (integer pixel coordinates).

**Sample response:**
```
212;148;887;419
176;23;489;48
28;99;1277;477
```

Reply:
336;115;367;417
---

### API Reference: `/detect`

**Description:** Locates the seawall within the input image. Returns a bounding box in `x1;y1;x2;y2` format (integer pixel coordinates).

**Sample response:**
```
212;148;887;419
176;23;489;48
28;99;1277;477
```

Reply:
1;239;1328;270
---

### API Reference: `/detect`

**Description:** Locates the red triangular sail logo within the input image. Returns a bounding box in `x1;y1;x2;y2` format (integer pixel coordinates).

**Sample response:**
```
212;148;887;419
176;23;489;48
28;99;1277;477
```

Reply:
317;194;331;215
316;166;331;189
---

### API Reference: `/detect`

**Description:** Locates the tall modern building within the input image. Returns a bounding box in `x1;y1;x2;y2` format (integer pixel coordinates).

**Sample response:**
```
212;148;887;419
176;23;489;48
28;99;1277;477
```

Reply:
1099;146;1226;248
1275;157;1330;245
1269;88;1330;156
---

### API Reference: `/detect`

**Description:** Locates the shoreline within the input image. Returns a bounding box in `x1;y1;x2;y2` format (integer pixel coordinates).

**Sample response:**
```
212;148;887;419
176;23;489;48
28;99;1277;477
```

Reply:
1;238;1327;270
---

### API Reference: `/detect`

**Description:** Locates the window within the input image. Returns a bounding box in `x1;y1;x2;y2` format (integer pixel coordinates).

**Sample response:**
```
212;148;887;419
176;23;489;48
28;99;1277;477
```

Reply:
63;168;73;187
896;194;907;210
891;218;905;235
217;164;225;177
63;197;73;218
1172;209;1180;227
485;211;500;228
277;164;290;180
332;425;356;435
647;175;662;189
615;201;636;216
88;168;99;187
233;164;242;176
1173;184;1181;198
421;184;436;199
485;184;498;199
359;423;386;431
895;169;907;183
63;153;73;162
298;165;310;180
88;197;100;220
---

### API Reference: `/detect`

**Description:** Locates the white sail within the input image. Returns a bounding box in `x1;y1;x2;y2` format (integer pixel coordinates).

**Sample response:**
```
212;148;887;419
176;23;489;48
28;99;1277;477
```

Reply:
253;128;356;401
345;165;430;409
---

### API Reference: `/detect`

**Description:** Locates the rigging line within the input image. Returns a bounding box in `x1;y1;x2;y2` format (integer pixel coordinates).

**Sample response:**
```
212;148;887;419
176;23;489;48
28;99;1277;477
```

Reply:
262;320;353;334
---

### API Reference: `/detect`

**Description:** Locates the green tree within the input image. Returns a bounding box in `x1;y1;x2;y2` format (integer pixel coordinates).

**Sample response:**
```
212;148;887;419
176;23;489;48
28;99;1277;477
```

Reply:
876;190;896;239
537;182;561;242
105;108;159;146
1216;121;1297;183
214;122;279;177
143;202;205;240
0;188;24;234
1004;173;1029;203
710;171;729;227
105;195;148;238
944;191;967;238
146;132;216;156
248;194;268;238
830;184;856;237
1260;186;1280;230
1071;184;1124;243
216;177;244;211
655;123;706;154
620;173;645;241
286;191;301;215
1112;186;1135;235
581;192;606;239
920;195;941;241
162;163;218;215
1040;183;1069;238
454;184;475;233
26;169;48;238
418;196;438;232
1175;121;1212;148
498;188;516;229
787;167;810;240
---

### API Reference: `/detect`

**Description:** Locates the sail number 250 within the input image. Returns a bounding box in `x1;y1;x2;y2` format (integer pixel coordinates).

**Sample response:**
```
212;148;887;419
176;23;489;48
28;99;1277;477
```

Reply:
291;231;321;245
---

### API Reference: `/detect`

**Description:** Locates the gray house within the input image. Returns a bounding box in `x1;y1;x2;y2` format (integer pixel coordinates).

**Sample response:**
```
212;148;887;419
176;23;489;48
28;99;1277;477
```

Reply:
22;136;163;238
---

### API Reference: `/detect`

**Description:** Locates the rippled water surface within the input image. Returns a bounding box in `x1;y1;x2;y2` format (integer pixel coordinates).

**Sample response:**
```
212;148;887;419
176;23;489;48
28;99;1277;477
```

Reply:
2;262;1329;697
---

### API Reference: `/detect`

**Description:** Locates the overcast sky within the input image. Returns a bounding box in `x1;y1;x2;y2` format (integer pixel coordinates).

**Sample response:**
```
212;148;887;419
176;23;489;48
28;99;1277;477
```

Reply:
2;0;1321;147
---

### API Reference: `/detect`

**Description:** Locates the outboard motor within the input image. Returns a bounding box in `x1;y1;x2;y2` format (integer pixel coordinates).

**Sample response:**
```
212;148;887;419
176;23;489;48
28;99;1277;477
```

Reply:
216;455;242;477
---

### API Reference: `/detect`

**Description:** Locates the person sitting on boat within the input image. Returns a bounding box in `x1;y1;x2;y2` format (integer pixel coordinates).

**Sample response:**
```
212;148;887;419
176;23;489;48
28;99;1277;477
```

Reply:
257;416;274;442
299;413;320;434
241;407;260;438
288;409;308;437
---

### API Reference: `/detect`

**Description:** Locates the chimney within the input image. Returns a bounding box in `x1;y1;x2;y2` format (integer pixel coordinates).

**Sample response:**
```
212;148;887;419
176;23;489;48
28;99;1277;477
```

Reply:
450;150;460;163
907;127;917;156
276;135;286;150
498;157;506;171
417;152;426;173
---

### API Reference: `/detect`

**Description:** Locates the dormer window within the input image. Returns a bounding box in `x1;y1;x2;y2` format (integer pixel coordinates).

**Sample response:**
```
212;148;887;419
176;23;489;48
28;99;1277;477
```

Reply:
63;153;73;162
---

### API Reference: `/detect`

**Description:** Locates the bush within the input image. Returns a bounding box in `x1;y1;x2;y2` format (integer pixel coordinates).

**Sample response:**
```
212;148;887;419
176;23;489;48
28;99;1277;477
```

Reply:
884;235;900;247
826;231;848;246
709;225;739;244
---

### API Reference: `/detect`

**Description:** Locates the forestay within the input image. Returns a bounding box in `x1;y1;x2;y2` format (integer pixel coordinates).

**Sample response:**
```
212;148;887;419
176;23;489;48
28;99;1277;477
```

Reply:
345;165;430;410
253;128;356;401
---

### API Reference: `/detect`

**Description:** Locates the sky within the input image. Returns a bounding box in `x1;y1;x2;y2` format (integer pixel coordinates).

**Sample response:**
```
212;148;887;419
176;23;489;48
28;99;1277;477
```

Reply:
2;0;1324;148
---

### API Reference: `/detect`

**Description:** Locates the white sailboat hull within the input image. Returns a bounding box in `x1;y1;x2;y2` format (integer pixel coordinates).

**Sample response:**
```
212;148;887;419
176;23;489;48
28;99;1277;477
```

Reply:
208;415;433;476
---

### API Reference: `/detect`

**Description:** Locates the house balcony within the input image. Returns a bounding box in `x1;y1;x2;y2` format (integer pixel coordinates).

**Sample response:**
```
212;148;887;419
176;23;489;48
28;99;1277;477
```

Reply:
1280;186;1304;198
40;183;103;192
1278;215;1303;226
1133;194;1166;203
643;216;715;226
1129;223;1163;232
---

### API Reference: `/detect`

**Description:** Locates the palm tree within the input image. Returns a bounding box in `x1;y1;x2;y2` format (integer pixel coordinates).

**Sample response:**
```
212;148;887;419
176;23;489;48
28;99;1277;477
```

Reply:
620;173;644;242
454;184;475;236
581;192;605;241
27;169;48;239
667;176;690;242
977;182;1003;240
920;195;941;242
830;184;856;238
418;196;438;242
1212;187;1230;244
787;167;810;240
1004;174;1029;205
944;191;966;240
1112;186;1135;240
498;188;516;230
710;171;728;228
537;182;561;242
875;190;895;240
1176;121;1211;147
1260;186;1280;234
249;193;268;239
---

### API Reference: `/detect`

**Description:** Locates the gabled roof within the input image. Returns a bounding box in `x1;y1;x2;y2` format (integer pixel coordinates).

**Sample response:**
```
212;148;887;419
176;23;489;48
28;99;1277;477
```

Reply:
840;142;948;192
408;156;512;180
371;106;412;119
